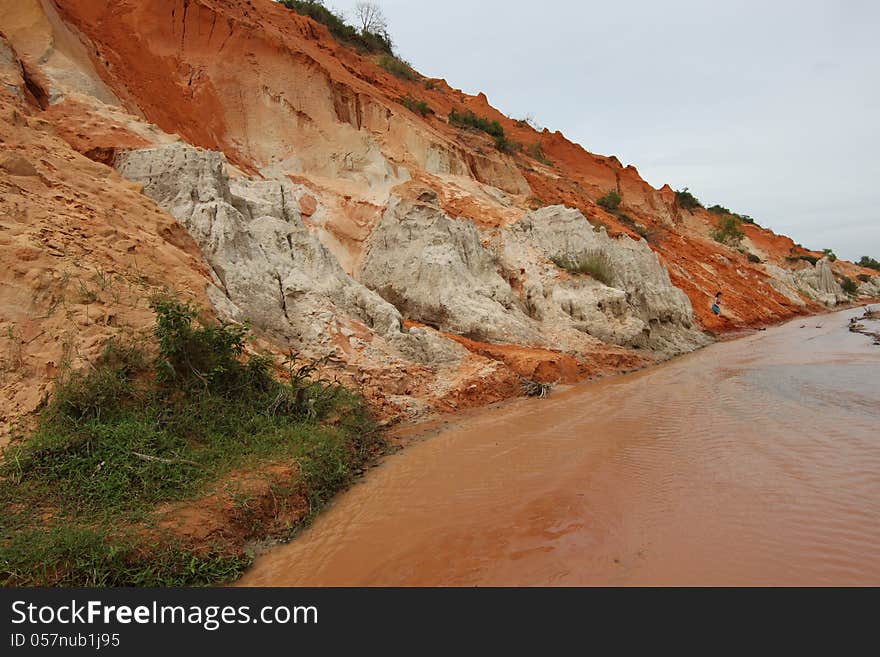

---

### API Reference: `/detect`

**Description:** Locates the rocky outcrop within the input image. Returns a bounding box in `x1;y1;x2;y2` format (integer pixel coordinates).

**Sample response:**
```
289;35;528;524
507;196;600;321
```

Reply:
115;144;462;367
502;206;708;355
360;194;536;343
765;258;848;307
360;198;706;356
857;276;880;299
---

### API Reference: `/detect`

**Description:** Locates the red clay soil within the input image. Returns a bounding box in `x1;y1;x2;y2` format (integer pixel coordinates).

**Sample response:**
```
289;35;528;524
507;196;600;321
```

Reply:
47;0;877;335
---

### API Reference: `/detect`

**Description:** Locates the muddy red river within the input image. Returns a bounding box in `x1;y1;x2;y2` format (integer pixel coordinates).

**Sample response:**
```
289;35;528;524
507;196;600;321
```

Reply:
239;308;880;586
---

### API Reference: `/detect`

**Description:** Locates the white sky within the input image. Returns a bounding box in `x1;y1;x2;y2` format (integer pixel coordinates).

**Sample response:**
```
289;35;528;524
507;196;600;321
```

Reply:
319;0;879;261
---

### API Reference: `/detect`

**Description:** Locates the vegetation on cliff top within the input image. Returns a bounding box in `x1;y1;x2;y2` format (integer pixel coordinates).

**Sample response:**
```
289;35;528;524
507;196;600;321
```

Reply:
279;0;394;55
675;188;703;211
857;256;880;272
380;54;418;81
707;204;757;225
0;296;380;586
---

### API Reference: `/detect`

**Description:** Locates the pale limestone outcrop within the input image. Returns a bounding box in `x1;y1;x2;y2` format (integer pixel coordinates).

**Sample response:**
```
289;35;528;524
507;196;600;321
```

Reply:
359;198;707;356
857;276;880;299
765;258;848;307
115;143;462;366
502;206;708;354
359;195;537;343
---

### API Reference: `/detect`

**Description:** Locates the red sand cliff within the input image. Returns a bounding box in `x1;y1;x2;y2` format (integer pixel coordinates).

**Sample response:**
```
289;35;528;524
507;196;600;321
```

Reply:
1;0;877;438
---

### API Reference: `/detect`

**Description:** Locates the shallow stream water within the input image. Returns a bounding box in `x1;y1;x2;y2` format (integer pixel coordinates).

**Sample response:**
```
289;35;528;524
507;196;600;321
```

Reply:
239;308;880;586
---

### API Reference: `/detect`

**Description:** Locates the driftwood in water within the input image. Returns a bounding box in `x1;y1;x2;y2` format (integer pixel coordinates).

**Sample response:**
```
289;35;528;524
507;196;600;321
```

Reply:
849;308;880;345
520;378;556;398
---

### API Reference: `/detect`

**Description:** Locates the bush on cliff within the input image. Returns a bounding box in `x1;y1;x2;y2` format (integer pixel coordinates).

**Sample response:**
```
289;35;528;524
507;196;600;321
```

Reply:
858;256;880;271
597;190;622;212
448;109;518;154
400;95;433;117
0;296;380;586
448;109;505;139
280;0;394;55
711;215;745;247
840;276;858;296
380;54;418;81
675;188;703;211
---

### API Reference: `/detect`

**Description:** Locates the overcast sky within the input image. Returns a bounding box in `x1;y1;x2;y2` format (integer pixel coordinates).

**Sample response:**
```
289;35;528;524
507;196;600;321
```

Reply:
324;0;879;261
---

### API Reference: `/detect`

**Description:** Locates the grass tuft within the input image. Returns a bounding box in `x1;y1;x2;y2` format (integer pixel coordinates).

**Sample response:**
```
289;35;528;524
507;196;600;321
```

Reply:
551;253;615;286
0;295;380;586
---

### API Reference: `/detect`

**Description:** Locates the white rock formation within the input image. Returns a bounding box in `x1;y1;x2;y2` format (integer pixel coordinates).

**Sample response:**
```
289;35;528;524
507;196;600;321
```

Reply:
857;275;880;299
115;144;461;365
765;258;848;307
360;198;707;356
502;206;707;354
359;194;537;343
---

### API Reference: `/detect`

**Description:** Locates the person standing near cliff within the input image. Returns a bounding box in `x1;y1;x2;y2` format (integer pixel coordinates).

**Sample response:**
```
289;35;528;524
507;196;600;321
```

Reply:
712;291;723;316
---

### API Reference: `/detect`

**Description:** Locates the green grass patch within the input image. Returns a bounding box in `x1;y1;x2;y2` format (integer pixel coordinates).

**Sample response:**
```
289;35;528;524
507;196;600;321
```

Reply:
400;96;433;117
379;54;418;81
448;109;504;138
279;1;394;55
551;253;615;286
0;296;380;587
597;190;622;212
675;188;703;211
840;276;858;296
494;134;522;154
1;526;251;587
711;214;745;247
858;256;880;271
447;109;519;154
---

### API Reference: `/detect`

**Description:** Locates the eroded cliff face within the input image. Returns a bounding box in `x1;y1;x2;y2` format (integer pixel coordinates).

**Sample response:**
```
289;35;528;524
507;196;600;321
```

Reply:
2;0;877;432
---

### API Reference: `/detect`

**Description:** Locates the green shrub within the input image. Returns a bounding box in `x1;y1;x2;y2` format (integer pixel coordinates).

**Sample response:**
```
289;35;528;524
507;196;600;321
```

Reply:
596;190;622;212
494;134;522;154
857;274;872;283
279;1;393;55
551;253;614;286
711;215;745;246
448;109;516;153
400;95;432;117
675;188;703;211
379;54;418;81
0;296;380;586
823;248;837;262
448;109;505;138
747;253;762;264
840;276;858;296
858;256;880;271
707;204;730;215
